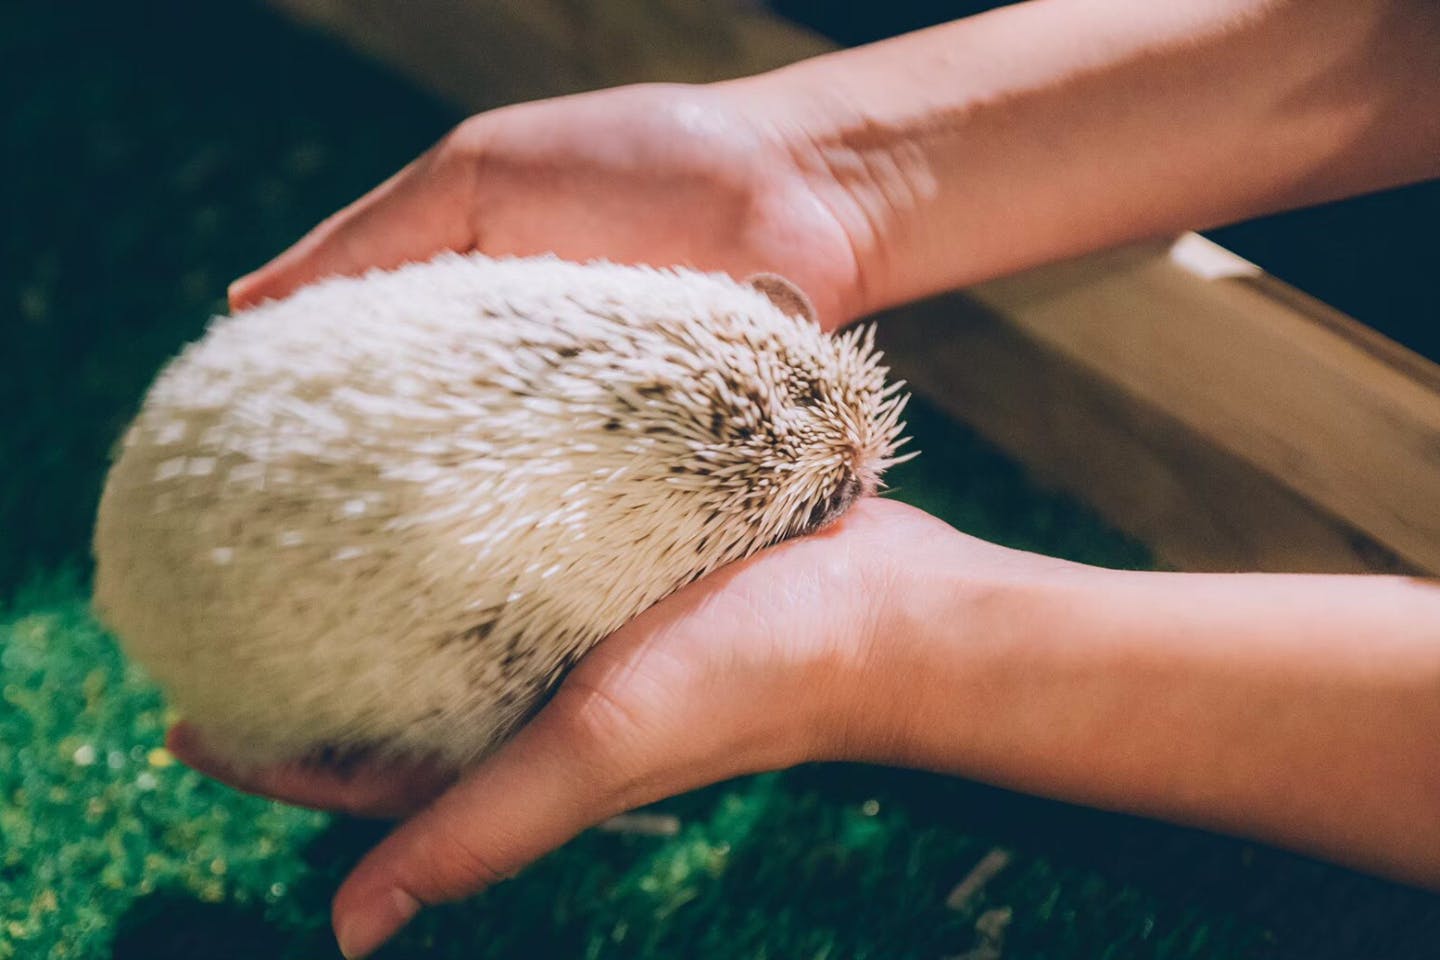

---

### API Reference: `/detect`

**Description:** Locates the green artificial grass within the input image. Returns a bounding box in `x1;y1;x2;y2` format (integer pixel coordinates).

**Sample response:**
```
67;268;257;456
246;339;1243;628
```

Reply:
4;2;1439;957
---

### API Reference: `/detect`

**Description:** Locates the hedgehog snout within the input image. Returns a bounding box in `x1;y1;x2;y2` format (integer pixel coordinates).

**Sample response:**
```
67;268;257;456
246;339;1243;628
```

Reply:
797;470;863;537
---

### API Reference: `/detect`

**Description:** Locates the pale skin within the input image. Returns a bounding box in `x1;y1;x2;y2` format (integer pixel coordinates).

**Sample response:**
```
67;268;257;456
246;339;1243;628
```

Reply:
170;0;1440;956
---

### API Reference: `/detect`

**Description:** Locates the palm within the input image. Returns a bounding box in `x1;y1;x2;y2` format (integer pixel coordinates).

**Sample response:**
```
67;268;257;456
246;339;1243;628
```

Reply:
464;85;862;326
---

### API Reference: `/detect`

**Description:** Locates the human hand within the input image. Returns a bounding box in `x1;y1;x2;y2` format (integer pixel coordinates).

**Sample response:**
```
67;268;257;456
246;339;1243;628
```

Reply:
227;82;870;328
169;497;1016;957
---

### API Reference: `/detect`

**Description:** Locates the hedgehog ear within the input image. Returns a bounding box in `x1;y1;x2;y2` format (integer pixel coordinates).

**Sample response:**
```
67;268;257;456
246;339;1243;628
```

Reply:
745;273;817;325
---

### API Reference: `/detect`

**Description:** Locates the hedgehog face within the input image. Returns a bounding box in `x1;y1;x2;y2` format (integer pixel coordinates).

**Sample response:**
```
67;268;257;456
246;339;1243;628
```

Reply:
625;312;909;554
771;327;909;538
798;469;865;537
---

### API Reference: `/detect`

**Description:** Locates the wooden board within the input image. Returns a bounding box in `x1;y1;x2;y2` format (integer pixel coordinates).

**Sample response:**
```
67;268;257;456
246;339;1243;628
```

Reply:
266;0;834;110
874;290;1414;574
264;0;1440;574
961;236;1440;573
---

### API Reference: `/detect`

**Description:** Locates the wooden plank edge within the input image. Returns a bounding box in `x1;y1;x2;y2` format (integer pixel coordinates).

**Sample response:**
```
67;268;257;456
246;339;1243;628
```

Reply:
970;235;1440;572
875;293;1416;574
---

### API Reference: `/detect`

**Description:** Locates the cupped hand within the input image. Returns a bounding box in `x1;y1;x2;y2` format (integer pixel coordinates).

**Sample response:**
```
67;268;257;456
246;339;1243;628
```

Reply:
228;82;868;328
193;79;950;957
168;497;973;957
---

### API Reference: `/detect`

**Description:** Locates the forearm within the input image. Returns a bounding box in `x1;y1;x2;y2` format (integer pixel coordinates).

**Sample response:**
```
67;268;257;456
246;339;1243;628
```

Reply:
855;548;1440;886
727;0;1440;315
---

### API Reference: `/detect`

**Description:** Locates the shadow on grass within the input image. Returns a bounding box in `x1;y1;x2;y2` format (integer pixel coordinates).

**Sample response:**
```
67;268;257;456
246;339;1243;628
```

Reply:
109;818;393;960
782;764;1440;960
102;765;1440;960
111;893;294;960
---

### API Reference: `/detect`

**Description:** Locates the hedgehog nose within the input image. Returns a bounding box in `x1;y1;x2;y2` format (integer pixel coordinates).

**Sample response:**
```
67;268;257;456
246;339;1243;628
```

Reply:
798;470;863;537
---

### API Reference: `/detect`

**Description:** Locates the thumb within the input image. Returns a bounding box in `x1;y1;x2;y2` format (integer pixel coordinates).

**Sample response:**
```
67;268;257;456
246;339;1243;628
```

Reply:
326;556;829;957
228;131;478;311
328;682;661;958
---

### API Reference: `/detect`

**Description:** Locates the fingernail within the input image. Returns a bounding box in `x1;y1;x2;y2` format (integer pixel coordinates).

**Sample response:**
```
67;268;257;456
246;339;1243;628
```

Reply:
336;888;420;959
227;272;260;308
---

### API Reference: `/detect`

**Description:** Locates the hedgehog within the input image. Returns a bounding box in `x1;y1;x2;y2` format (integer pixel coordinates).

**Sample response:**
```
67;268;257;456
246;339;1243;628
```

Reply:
92;253;910;771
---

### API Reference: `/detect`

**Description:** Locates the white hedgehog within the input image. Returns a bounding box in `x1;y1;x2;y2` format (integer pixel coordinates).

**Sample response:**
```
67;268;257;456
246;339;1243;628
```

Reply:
92;253;910;770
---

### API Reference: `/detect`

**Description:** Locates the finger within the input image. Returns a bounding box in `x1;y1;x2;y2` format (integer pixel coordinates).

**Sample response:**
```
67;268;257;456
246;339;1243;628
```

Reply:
322;546;833;959
166;724;455;818
229;137;478;311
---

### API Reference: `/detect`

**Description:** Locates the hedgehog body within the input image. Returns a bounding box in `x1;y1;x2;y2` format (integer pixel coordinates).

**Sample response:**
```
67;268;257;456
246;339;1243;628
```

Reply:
92;253;908;769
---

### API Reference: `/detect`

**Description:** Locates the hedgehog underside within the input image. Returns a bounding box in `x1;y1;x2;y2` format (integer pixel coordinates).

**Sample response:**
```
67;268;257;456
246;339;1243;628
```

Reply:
222;479;872;774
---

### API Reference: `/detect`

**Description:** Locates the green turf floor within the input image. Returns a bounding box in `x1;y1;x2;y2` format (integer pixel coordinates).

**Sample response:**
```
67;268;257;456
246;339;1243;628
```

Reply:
5;2;1439;957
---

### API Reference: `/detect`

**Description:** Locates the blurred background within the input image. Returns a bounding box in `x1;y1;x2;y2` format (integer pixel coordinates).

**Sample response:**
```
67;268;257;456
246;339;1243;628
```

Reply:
3;2;1438;958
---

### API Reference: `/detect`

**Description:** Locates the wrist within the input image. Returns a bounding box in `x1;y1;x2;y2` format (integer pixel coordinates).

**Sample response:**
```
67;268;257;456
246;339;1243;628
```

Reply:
716;64;947;321
713;58;952;322
814;505;1099;767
